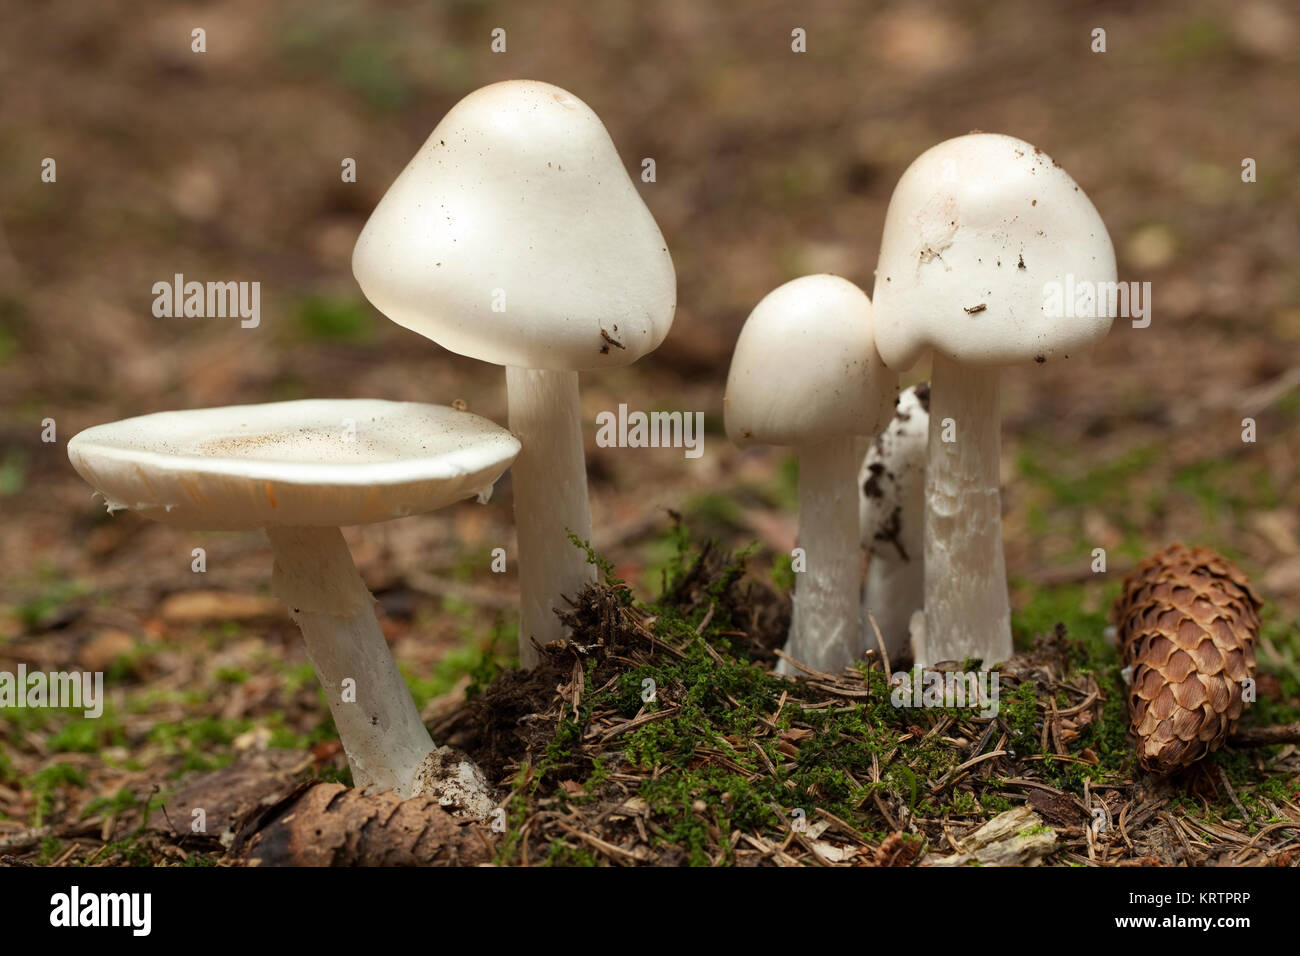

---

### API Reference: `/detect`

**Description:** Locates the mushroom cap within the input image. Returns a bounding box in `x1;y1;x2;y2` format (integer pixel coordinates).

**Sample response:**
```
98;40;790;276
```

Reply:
724;275;896;448
66;400;520;530
872;133;1117;370
352;80;676;372
860;383;929;561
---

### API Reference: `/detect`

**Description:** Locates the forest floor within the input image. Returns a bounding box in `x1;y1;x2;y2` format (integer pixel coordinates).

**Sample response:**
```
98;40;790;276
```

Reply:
2;1;1299;865
1;525;1298;867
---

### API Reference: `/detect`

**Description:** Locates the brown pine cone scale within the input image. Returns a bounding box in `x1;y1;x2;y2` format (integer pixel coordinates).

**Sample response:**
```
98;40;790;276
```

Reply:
1113;544;1260;774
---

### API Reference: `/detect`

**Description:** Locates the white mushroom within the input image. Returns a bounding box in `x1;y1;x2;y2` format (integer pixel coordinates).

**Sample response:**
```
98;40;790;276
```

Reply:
66;399;520;812
725;275;897;674
860;382;929;663
872;133;1117;666
352;80;676;668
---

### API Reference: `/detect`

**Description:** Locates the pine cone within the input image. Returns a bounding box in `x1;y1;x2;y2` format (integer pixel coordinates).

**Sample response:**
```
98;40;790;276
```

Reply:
1113;544;1260;774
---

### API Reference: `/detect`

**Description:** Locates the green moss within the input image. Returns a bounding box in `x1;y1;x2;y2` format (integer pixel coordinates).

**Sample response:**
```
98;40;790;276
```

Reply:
294;295;373;341
1162;17;1230;63
148;715;248;749
947;791;980;815
770;551;795;592
15;576;87;631
1004;681;1039;748
1013;583;1115;656
980;792;1013;814
48;711;127;754
0;450;26;496
25;764;87;827
499;525;1270;864
1017;442;1161;511
280;660;318;694
544;840;600;867
80;787;140;820
681;491;745;532
311;764;354;787
403;629;512;710
36;835;63;864
566;532;624;589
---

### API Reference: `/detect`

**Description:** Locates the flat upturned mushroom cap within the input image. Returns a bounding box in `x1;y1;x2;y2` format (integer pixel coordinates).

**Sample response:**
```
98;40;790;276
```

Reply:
872;133;1117;370
352;80;676;372
67;400;520;530
725;275;895;448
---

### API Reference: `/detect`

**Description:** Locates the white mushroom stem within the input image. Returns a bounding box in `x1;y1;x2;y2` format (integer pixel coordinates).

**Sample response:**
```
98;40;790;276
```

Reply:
784;437;862;674
864;556;924;662
859;382;929;663
505;366;596;668
265;526;488;806
924;355;1012;666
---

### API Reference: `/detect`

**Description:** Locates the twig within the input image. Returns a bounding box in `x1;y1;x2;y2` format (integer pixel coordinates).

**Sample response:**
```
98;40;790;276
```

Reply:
866;609;891;678
1229;723;1300;747
0;827;50;852
552;820;648;865
598;706;681;743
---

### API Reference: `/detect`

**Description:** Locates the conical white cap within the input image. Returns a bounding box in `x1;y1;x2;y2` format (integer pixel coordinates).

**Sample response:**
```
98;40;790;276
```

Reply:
725;275;896;448
872;133;1117;370
352;80;676;372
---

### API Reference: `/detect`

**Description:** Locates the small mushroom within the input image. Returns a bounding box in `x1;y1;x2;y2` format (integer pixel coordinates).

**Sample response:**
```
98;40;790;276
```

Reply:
725;275;897;674
66;399;520;811
872;134;1116;666
352;80;676;668
860;382;929;663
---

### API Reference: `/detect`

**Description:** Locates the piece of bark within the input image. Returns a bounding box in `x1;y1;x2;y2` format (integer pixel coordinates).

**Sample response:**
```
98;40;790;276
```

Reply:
148;749;312;846
1026;788;1083;828
923;806;1057;867
234;782;497;866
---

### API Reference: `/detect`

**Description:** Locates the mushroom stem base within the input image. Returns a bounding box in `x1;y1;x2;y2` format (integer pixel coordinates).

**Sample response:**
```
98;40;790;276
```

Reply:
922;356;1012;667
265;526;493;812
864;554;924;664
506;366;596;668
780;437;863;674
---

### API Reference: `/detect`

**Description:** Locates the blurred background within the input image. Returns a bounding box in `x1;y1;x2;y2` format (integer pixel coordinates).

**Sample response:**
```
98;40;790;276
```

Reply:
1;1;1298;804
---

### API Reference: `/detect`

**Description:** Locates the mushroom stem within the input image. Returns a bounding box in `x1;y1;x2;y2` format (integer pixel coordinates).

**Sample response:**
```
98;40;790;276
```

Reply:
923;354;1012;667
505;366;596;667
265;526;474;802
864;554;924;663
784;437;863;674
